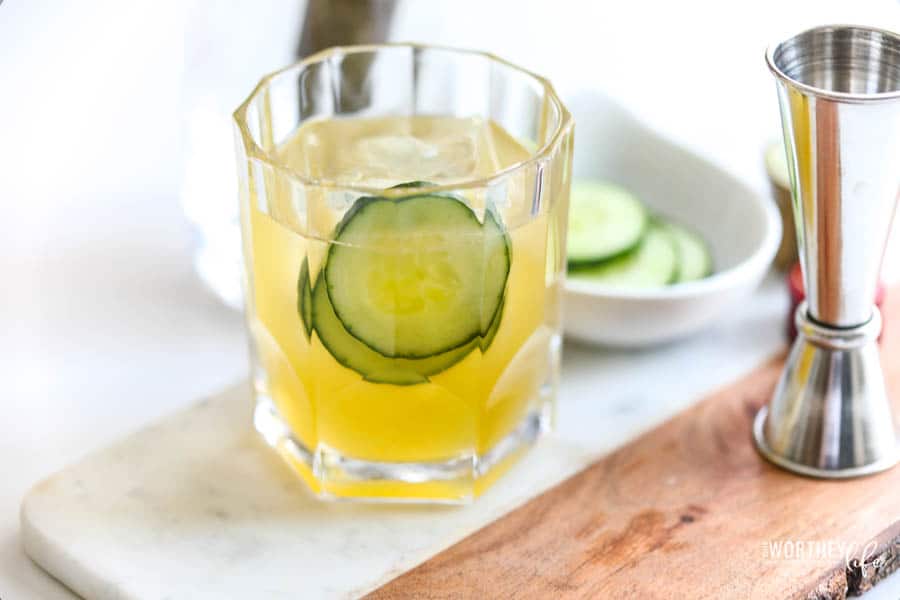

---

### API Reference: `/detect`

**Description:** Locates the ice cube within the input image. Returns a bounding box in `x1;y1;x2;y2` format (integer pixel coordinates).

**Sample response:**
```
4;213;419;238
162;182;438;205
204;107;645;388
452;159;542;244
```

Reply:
346;131;478;186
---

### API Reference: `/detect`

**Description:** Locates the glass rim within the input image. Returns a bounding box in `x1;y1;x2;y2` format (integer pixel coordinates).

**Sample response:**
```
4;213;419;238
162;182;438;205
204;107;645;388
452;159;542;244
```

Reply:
233;42;574;196
765;24;900;104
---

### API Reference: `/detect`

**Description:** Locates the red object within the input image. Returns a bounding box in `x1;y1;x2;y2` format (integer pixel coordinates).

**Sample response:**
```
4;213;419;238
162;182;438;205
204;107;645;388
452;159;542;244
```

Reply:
787;262;885;341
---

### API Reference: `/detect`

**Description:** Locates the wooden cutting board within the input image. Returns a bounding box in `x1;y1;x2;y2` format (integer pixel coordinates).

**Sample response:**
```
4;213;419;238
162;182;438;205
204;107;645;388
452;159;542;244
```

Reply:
371;294;900;599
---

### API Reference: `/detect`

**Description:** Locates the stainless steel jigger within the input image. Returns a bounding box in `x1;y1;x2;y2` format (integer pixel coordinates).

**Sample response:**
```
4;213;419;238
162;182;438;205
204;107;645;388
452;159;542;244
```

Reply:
754;25;900;478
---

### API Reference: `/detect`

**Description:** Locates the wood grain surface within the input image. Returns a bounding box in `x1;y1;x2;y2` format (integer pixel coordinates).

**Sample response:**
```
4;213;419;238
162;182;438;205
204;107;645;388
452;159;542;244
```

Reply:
370;291;900;599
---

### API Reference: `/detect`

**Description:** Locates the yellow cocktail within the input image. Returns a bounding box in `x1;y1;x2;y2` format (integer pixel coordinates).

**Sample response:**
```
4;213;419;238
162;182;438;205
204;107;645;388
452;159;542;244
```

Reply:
234;45;573;502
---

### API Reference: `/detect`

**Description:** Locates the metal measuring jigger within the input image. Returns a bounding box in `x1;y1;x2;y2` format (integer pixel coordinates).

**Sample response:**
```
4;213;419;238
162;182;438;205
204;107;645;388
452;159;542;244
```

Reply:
754;25;900;478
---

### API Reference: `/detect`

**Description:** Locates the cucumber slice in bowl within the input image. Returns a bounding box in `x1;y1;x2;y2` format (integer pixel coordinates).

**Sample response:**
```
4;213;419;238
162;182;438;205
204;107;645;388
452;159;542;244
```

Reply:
311;275;477;385
568;223;677;287
665;221;713;283
567;181;648;267
325;193;509;358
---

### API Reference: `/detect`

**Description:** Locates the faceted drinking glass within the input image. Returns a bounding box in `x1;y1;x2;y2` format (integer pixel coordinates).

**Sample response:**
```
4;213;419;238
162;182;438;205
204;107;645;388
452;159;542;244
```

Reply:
233;44;573;502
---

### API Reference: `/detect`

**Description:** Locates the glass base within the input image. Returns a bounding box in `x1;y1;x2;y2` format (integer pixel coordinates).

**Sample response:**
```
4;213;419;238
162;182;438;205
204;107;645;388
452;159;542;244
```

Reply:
253;393;553;504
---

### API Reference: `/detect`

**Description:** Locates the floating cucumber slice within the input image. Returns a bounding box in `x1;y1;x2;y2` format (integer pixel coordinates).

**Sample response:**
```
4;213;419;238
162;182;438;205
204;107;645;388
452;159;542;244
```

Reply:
311;275;476;385
568;223;677;287
297;257;313;340
665;221;713;283
566;181;648;266
325;193;509;358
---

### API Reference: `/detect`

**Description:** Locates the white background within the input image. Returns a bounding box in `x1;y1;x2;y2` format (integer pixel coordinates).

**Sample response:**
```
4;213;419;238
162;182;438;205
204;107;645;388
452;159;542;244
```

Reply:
1;1;899;598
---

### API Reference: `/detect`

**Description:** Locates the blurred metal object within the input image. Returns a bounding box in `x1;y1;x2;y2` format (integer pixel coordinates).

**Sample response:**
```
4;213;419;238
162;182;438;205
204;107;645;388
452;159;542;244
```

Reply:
297;0;395;58
297;0;396;111
754;25;900;478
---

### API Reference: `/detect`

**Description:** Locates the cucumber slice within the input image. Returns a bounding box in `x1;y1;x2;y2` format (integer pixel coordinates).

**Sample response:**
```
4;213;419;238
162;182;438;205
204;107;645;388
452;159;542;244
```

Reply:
393;184;512;331
390;181;433;190
665;221;713;283
325;194;509;358
568;223;677;287
297;257;313;340
480;295;504;352
478;207;508;352
481;207;510;334
398;186;509;336
567;181;648;266
311;275;476;385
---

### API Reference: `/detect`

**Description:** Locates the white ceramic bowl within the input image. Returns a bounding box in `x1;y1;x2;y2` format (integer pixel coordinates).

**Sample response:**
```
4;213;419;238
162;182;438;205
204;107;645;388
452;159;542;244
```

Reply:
563;92;781;347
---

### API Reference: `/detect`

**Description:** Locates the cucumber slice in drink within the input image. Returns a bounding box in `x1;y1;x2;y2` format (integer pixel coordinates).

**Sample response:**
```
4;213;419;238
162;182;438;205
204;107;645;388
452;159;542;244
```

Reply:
297;257;313;340
392;181;509;336
481;206;510;335
665;221;713;283
390;180;433;190
311;275;476;385
568;223;677;287
480;296;504;352
567;181;648;267
325;193;509;358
